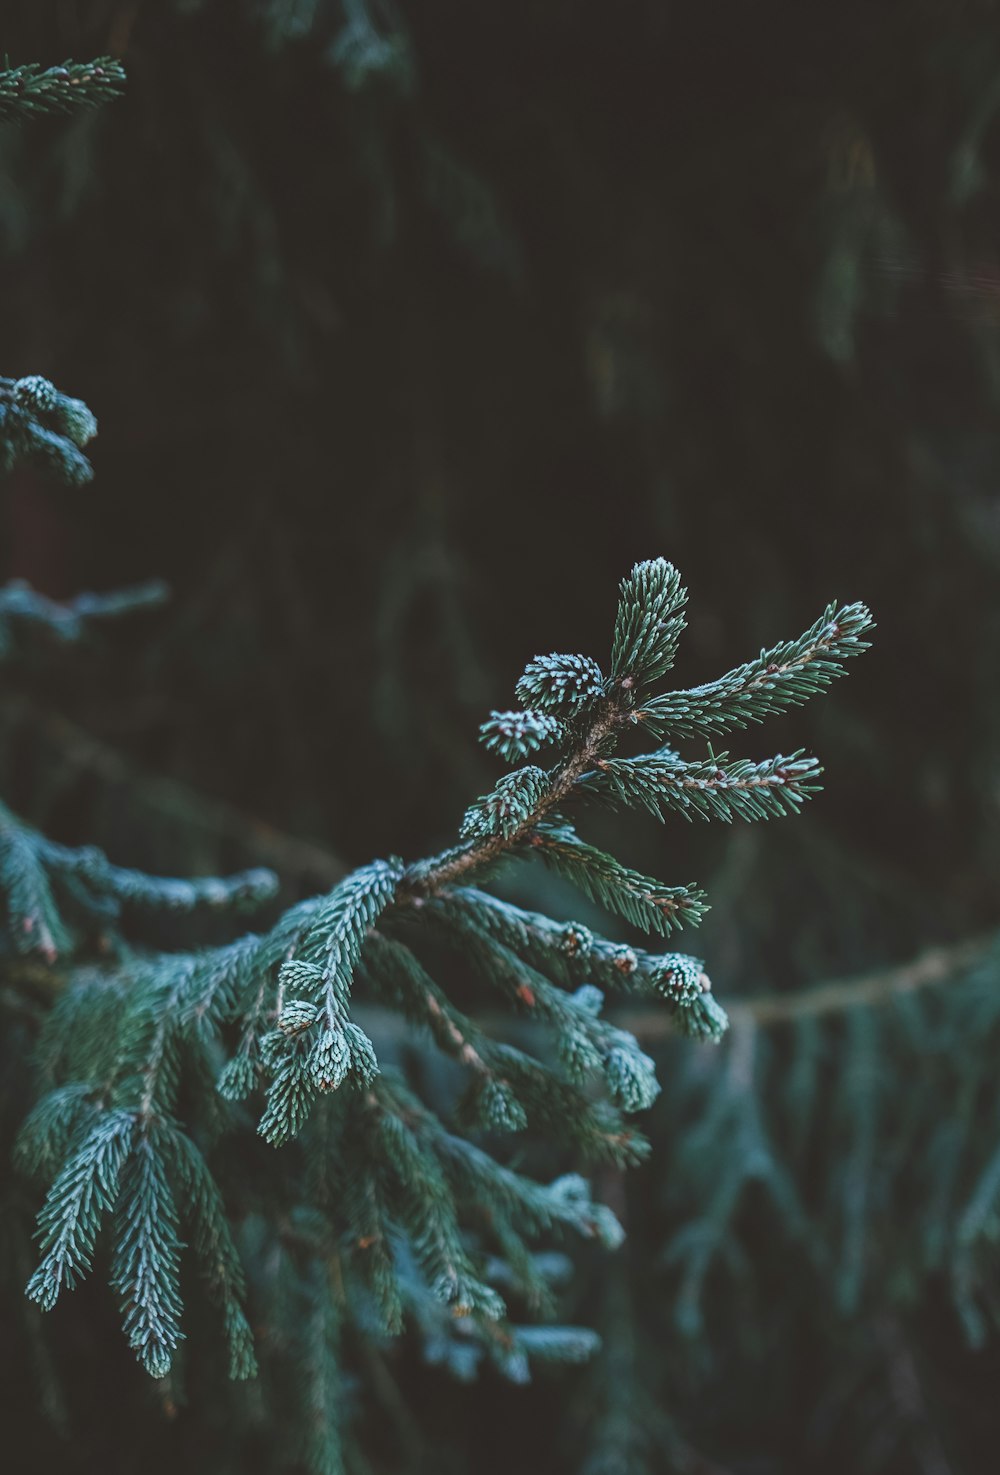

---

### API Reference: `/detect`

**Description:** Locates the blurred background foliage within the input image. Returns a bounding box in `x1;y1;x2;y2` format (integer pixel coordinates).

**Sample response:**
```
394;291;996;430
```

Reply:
4;2;1000;1472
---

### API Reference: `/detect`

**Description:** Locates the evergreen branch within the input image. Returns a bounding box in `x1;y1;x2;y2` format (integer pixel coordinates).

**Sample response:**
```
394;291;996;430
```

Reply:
363;932;529;1130
11;555;870;1395
169;1127;257;1379
0;375;100;483
515;653;605;714
584;750;822;823
479;709;565;762
258;859;403;1139
402;689;632;896
110;1126;185;1378
25;1110;134;1309
0;58;125;121
635;601;874;739
0;690;346;888
611;558;688;688
614;934;996;1037
530;822;709;936
430;887;710;1002
0;806;71;960
0;579;168;656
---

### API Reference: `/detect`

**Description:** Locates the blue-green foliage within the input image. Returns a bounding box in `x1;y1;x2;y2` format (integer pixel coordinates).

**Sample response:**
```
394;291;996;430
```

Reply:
515;652;605;714
0;375;100;483
3;553;871;1468
634;599;873;739
631;935;1000;1408
0;800;277;962
611;557;688;687
0;578;168;661
0;58;125;122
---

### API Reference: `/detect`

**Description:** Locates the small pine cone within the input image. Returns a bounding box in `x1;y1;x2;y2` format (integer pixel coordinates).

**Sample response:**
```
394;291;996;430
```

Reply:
479;709;565;762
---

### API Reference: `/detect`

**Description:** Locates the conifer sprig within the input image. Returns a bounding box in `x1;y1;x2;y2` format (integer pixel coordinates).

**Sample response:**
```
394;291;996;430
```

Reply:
11;556;870;1396
0;579;168;657
0;58;125;123
0;375;101;482
635;600;873;739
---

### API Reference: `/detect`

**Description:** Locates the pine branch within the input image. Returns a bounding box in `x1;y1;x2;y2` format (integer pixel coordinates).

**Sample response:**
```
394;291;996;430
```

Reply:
0;376;100;483
0;690;346;889
0;59;125;123
529;822;709;936
583;750;822;823
611;558;688;688
0;799;278;962
12;555;870;1392
635;601;874;740
613;934;996;1037
0;579;168;656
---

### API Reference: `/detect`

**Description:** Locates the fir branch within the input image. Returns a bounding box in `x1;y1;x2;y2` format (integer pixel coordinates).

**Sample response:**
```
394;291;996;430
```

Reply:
0;579;168;655
479;709;565;762
584;750;822;824
110;1125;185;1378
0;58;125;122
515;652;606;714
429;887;711;1003
611;558;688;688
0;376;100;483
612;934;997;1038
635;600;874;739
11;554;871;1397
530;822;708;936
0;798;278;961
25;1110;134;1310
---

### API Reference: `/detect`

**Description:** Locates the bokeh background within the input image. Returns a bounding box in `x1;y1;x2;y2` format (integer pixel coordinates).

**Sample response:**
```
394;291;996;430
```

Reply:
4;3;1000;1472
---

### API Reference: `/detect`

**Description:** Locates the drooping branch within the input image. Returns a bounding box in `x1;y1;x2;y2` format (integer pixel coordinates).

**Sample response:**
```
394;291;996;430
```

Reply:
616;934;996;1037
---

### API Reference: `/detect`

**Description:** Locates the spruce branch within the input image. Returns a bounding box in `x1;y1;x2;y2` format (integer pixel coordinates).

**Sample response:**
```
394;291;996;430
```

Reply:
0;58;125;122
0;799;278;962
583;750;823;824
605;934;997;1040
611;558;688;688
0;689;346;889
635;600;874;740
0;375;101;483
12;555;871;1391
0;579;168;657
530;822;709;936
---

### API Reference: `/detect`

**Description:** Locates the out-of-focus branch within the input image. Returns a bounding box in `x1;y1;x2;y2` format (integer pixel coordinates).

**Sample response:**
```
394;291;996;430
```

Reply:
0;691;345;889
621;934;996;1037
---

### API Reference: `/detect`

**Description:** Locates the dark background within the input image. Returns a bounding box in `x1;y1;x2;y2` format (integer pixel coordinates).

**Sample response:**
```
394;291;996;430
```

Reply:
3;2;1000;1472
